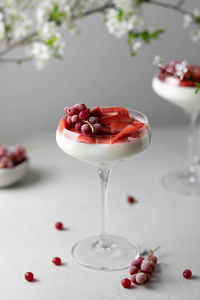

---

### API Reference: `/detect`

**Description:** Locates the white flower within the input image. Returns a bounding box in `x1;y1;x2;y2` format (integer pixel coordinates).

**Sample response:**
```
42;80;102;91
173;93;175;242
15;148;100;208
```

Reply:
36;1;54;25
39;22;56;39
193;8;200;17
153;55;164;67
113;0;137;13
0;21;5;41
0;12;3;21
183;14;193;28
132;40;141;52
105;8;129;38
26;42;51;70
175;61;188;79
13;18;32;39
128;14;144;31
191;28;200;42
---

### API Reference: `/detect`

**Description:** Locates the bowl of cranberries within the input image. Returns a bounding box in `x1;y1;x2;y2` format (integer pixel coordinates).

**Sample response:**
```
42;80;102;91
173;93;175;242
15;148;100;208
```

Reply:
0;145;29;187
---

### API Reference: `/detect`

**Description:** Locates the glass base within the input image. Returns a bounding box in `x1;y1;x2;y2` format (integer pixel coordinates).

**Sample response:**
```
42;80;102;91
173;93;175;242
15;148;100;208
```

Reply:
162;170;200;195
71;235;139;271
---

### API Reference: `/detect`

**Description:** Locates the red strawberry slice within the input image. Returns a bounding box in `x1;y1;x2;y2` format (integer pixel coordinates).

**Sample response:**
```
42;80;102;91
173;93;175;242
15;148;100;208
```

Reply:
101;108;130;125
90;106;102;117
95;135;112;144
58;117;67;133
110;121;132;133
111;122;144;144
77;134;95;144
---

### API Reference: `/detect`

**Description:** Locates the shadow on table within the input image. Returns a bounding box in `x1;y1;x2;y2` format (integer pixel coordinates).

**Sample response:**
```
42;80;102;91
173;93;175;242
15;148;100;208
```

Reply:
4;168;47;189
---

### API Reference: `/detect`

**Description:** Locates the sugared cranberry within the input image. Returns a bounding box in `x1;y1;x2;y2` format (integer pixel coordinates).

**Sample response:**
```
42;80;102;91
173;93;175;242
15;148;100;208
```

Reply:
93;123;103;134
25;272;34;282
88;116;99;124
79;110;89;120
135;272;146;285
52;257;62;266
131;274;137;284
127;195;135;204
55;222;63;230
137;256;144;263
141;260;152;274
0;146;6;157
183;269;192;279
64;105;70;114
121;278;131;289
71;115;80;124
129;265;138;275
81;124;92;135
75;122;82;131
67;116;73;127
74;103;86;112
148;255;157;264
130;259;141;269
68;106;79;116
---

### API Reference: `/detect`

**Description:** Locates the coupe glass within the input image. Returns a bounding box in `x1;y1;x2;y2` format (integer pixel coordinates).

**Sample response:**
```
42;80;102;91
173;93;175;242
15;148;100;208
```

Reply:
152;75;200;195
56;108;151;270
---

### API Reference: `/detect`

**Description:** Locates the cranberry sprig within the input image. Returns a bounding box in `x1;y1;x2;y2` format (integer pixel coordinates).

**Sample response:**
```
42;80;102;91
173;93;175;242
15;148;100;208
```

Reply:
64;103;105;135
0;145;27;168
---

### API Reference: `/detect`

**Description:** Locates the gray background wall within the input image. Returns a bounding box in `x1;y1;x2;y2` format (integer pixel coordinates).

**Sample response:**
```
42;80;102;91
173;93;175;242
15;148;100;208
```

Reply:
0;0;199;137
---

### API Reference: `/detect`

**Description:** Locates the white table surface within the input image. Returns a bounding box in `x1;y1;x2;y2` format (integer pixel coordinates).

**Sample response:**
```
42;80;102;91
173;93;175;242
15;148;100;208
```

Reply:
0;127;200;300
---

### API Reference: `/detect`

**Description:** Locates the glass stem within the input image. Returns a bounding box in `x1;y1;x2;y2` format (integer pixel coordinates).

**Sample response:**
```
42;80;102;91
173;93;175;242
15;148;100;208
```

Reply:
98;168;111;239
188;111;199;176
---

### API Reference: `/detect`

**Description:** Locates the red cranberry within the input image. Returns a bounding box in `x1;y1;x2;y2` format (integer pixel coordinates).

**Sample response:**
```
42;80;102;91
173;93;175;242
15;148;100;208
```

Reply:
93;123;103;134
138;256;144;263
148;255;157;264
81;124;92;135
183;269;192;279
67;116;73;127
88;116;99;124
79;110;89;120
127;195;135;204
74;103;86;112
25;272;34;282
71;115;80;124
121;278;131;289
52;257;62;266
55;222;63;230
75;122;82;131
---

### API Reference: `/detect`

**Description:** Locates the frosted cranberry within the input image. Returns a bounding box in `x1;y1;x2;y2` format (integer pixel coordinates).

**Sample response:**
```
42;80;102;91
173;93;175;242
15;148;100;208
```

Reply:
25;272;34;282
87;108;91;114
71;115;80;124
74;103;86;112
67;116;73;127
93;123;103;134
55;222;63;230
148;255;157;264
88;116;99;124
141;260;152;274
81;124;92;135
131;274;137;284
136;272;146;285
130;259;141;269
64;105;70;114
79;110;89;120
129;265;138;275
0;146;6;157
121;278;131;289
138;256;144;263
149;260;155;271
75;122;82;131
52;257;61;266
183;269;192;279
67;106;79;116
127;195;135;204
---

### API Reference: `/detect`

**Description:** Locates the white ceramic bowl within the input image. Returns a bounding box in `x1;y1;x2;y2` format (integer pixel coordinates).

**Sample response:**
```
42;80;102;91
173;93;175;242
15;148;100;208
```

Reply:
0;159;29;188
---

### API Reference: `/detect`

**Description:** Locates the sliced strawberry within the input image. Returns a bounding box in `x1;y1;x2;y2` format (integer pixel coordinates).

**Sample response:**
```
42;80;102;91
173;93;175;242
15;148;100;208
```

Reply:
110;121;132;133
111;122;144;144
95;135;112;144
58;117;67;133
90;106;103;117
77;134;95;144
100;107;130;125
101;107;129;115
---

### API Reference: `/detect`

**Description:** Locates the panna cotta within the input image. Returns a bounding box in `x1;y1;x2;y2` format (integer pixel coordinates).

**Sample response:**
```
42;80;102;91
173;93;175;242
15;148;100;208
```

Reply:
56;105;151;168
152;62;200;113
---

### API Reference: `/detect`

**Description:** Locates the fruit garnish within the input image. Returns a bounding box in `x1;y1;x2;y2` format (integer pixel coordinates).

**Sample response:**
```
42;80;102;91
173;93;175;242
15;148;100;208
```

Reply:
0;145;27;168
183;269;192;279
55;222;63;230
127;195;135;204
111;122;144;144
52;257;62;266
121;278;132;289
83;120;94;133
24;272;34;282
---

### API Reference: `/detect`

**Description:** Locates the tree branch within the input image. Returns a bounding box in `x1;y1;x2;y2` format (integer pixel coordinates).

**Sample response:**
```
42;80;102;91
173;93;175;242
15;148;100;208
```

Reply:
72;0;113;19
0;56;33;64
145;0;193;17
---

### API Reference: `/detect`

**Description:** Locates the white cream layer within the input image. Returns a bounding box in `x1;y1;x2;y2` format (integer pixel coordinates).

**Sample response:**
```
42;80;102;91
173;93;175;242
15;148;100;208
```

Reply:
56;129;151;169
152;77;200;113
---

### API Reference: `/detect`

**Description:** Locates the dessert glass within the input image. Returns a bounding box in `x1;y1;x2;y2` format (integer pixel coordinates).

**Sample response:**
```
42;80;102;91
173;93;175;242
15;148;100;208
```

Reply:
56;108;151;270
152;65;200;195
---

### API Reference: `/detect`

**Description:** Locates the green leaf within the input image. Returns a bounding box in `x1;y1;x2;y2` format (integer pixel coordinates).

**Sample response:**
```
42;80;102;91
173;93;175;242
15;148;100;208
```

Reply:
48;4;66;26
194;16;200;24
46;35;58;46
195;82;200;94
130;52;136;57
151;29;164;39
137;0;149;4
118;9;123;22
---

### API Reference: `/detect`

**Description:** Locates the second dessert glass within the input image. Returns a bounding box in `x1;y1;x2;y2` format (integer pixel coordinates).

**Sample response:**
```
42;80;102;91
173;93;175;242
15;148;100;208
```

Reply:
56;106;151;270
152;62;200;195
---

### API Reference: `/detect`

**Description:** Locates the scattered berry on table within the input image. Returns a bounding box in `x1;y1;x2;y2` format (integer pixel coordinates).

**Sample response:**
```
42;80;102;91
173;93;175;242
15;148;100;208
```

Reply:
24;272;34;282
55;222;63;230
52;257;62;266
127;195;135;204
183;269;192;279
121;278;132;289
